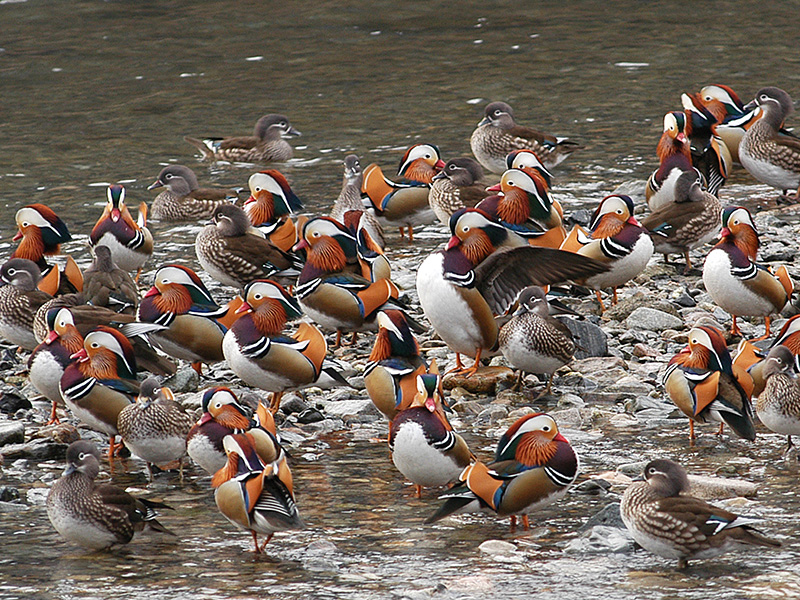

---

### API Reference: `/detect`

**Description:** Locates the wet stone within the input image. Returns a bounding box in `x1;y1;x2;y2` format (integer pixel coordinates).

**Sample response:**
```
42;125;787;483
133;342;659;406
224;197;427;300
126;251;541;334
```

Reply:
564;525;635;554
0;438;67;461
0;421;24;446
323;399;378;418
442;366;515;394
296;408;325;424
163;367;199;393
559;317;608;358
0;388;31;414
0;486;21;502
31;423;80;445
280;394;310;415
626;307;683;331
574;479;612;496
580;502;625;530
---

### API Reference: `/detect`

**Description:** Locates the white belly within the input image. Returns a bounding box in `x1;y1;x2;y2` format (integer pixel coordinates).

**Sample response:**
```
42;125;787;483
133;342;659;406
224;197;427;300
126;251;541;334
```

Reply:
586;234;653;290
757;402;800;437
391;422;462;487
29;352;65;403
94;233;147;272
740;140;800;190
187;434;225;474
702;250;775;317
47;496;119;550
124;436;186;466
222;331;294;392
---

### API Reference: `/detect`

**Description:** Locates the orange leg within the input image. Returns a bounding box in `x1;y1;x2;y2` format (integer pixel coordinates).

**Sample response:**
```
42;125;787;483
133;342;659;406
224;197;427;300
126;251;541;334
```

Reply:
191;361;203;376
269;391;283;414
251;531;262;554
717;423;724;436
730;316;742;337
594;290;606;312
612;288;619;305
398;227;406;238
454;348;482;377
47;401;61;426
334;330;343;348
683;250;692;274
750;316;772;342
509;515;517;530
446;354;466;374
415;485;422;499
258;533;274;553
521;515;530;530
689;420;696;442
346;331;359;346
107;435;124;463
408;226;415;242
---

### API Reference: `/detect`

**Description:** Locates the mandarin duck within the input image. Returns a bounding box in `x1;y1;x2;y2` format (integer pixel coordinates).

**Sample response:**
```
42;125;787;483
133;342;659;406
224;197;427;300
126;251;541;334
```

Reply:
340;209;392;282
330;155;385;249
756;345;800;453
389;371;474;498
137;264;228;375
428;157;488;224
479;167;566;249
11;203;72;270
681;92;731;196
698;84;761;165
562;194;653;311
663;325;755;441
82;245;139;314
184;113;301;163
117;378;194;481
646;112;695;211
641;169;722;273
470;101;581;173
397;143;446;184
212;432;302;554
89;185;153;276
47;440;174;550
294;217;406;346
59;326;141;460
702;206;792;338
0;258;52;350
498;286;575;397
734;314;800;398
28;307;84;425
364;309;428;421
244;169;303;252
504;148;553;186
187;387;254;474
196;203;296;290
621;459;780;570
223;279;348;413
417;208;607;375
148;164;237;221
739;87;800;201
426;413;579;530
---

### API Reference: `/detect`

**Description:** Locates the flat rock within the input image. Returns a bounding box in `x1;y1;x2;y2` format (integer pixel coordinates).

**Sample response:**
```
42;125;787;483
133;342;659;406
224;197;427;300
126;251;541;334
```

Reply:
686;474;760;500
0;438;67;461
570;356;627;375
30;423;79;445
626;307;683;331
323;400;377;418
163;368;199;393
564;525;635;554
0;421;24;446
478;539;518;556
442;366;515;394
559;317;608;358
580;502;624;530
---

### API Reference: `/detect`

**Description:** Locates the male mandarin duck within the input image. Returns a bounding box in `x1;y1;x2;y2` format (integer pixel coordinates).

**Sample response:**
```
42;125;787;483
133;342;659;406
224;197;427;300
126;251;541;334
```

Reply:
184;113;301;163
11;203;72;270
364;309;428;421
681;92;731;196
739;87;800;201
642;169;722;273
330;155;385;249
470;101;581;173
397;143;446;184
244;169;303;252
294;217;406;346
563;194;654;311
479;167;566;249
756;345;800;452
621;459;779;570
504;148;553;186
340;209;392;282
498;286;575;397
428;157;488;224
187;387;254;474
89;185;153;276
0;258;53;350
735;314;800;398
59;326;141;460
47;440;174;550
702;206;792;338
698;84;760;165
223;279;348;413
663;325;756;441
389;372;474;498
137;264;228;375
196;203;297;290
212;432;302;554
646;112;696;211
117;377;195;481
426;412;579;530
416;208;607;375
147;164;237;221
28;308;84;425
82;245;139;314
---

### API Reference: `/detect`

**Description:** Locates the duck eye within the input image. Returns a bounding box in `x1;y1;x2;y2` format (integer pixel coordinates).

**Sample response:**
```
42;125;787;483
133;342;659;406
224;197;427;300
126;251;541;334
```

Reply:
254;294;262;300
22;221;30;227
91;342;99;348
542;425;550;432
78;452;86;460
7;269;15;276
493;109;502;116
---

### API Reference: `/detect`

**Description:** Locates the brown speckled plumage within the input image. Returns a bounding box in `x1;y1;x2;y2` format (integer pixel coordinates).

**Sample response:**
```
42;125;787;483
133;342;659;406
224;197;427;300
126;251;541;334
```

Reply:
428;157;488;224
83;245;139;314
184;114;300;163
756;345;800;449
0;258;52;350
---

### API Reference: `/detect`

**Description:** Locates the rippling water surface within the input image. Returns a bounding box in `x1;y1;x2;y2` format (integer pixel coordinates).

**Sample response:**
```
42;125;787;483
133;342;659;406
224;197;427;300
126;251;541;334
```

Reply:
1;1;800;599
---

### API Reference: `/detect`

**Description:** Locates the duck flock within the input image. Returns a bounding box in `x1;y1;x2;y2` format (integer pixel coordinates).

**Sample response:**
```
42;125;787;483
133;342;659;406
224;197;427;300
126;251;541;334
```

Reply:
4;83;800;570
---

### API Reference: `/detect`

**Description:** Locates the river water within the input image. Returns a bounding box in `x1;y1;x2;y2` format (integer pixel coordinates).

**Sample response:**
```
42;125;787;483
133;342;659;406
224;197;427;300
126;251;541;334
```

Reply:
1;1;799;599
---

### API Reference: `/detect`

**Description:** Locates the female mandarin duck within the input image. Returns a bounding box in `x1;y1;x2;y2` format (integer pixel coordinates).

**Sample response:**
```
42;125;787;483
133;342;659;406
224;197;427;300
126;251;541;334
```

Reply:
562;194;653;311
0;258;53;350
479;167;566;249
184;113;301;163
428;157;488;224
137;264;228;375
82;245;139;314
47;440;174;550
498;286;575;397
680;92;731;196
294;217;403;346
117;377;194;481
244;169;303;252
364;309;428;421
734;314;800;398
417;208;607;375
642;169;722;273
426;412;579;530
59;327;141;460
29;308;84;425
389;371;474;498
330;155;385;249
212;432;302;554
470;101;581;173
663;325;755;441
361;143;443;240
196;203;296;290
147;164;237;221
223;279;347;413
646;112;695;211
621;459;779;570
89;185;153;276
757;345;800;453
739;87;800;201
702;206;792;338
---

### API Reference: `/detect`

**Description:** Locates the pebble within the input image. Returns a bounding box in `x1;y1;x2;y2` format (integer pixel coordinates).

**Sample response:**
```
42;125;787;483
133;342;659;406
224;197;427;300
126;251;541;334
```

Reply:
625;307;683;331
163;367;199;393
322;400;378;418
564;525;635;554
0;421;24;446
442;366;515;394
